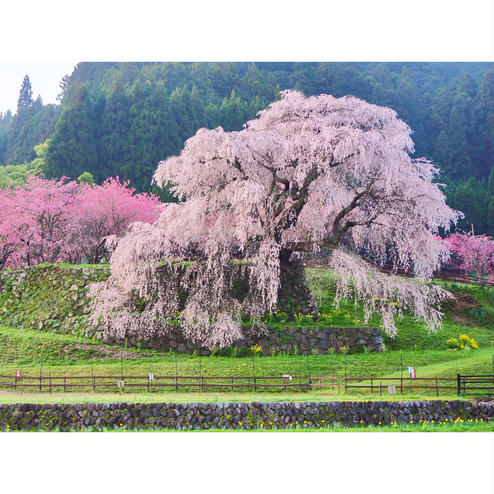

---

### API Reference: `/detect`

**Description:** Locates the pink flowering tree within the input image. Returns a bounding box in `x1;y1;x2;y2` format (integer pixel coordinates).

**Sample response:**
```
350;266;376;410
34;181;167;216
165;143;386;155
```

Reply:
90;90;460;348
0;188;21;270
0;176;161;268
0;176;80;267
443;232;494;286
69;177;161;264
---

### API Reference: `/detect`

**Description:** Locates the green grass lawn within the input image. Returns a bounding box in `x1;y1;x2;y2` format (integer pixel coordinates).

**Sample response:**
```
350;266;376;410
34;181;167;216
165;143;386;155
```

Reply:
0;328;491;401
5;420;491;433
1;323;492;378
0;267;492;403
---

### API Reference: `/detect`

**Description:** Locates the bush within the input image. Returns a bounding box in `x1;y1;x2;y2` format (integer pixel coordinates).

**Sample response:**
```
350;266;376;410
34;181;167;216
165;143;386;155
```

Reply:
447;334;479;351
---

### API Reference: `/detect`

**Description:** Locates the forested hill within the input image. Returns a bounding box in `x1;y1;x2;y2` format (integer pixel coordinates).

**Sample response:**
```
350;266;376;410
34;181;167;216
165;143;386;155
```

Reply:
1;62;493;234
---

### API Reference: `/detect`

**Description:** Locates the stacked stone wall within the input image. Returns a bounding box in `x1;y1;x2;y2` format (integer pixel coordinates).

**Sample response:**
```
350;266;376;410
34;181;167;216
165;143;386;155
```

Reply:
0;264;384;354
0;400;491;431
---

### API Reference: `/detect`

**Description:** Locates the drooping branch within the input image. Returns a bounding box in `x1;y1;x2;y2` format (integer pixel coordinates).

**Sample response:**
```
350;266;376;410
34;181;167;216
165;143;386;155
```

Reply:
91;90;459;348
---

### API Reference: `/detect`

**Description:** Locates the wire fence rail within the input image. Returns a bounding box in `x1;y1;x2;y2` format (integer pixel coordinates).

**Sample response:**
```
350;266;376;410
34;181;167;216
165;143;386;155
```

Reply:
0;373;475;396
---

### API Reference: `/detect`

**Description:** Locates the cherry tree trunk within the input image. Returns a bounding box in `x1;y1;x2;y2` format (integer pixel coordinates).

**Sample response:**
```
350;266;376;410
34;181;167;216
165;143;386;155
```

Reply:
277;250;318;317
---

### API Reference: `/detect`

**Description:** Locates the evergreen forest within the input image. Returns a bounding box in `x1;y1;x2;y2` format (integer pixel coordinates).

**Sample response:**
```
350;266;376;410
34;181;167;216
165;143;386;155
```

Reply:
1;62;492;234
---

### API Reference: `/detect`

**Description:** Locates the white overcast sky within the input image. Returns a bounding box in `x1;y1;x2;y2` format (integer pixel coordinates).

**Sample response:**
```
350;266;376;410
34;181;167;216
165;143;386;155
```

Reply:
0;62;78;114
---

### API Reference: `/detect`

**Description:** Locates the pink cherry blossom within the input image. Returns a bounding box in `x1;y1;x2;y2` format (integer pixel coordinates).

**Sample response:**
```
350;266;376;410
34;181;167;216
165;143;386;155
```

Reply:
90;91;460;347
442;232;494;286
0;176;160;268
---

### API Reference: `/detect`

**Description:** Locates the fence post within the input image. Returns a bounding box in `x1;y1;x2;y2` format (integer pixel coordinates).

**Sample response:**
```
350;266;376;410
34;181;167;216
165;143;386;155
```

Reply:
306;355;312;391
199;358;203;393
344;354;347;394
435;376;439;397
175;354;178;392
400;351;403;394
379;381;382;396
64;377;66;393
457;373;461;396
39;361;42;392
92;365;95;392
371;377;373;394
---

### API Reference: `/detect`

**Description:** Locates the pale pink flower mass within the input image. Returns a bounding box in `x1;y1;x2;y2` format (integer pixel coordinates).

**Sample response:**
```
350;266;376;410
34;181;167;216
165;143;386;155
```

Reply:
89;90;460;347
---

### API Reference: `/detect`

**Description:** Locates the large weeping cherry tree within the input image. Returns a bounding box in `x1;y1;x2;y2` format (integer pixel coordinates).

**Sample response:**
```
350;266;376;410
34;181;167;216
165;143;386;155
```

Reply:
90;90;460;348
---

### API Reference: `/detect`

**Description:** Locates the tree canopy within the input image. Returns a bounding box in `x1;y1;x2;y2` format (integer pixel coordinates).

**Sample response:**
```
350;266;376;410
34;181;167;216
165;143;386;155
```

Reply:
90;91;459;348
1;62;492;234
0;176;160;269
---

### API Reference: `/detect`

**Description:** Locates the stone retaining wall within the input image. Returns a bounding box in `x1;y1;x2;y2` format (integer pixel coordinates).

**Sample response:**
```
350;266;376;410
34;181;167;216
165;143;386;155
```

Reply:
0;400;491;431
1;264;386;354
0;264;109;336
133;325;385;355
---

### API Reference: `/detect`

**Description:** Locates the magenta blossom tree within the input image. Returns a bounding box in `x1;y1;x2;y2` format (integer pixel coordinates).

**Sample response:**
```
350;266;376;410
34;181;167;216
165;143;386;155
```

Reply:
0;188;21;270
0;176;161;268
69;177;161;263
443;232;494;286
90;90;460;348
0;176;80;267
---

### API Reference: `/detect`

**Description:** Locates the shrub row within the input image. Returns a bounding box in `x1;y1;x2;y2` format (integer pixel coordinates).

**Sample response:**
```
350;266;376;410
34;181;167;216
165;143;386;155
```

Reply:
0;400;492;431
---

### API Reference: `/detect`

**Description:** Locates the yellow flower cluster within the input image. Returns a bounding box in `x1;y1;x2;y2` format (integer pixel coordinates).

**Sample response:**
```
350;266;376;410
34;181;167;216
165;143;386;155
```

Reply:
447;334;479;350
371;298;399;308
295;312;313;322
250;344;263;354
319;312;333;320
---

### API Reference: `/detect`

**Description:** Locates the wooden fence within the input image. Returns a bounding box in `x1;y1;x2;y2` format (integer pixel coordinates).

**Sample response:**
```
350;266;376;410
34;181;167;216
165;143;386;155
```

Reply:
302;257;494;287
0;373;460;396
457;374;494;396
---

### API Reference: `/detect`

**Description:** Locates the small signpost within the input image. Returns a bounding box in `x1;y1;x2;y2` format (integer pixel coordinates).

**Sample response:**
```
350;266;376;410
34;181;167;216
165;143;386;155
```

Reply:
14;369;21;391
282;374;292;392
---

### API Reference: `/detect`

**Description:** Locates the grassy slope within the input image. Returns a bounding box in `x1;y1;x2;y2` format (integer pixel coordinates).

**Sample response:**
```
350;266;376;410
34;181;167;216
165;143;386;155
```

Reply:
0;324;491;377
305;268;494;350
0;325;160;366
0;266;492;403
